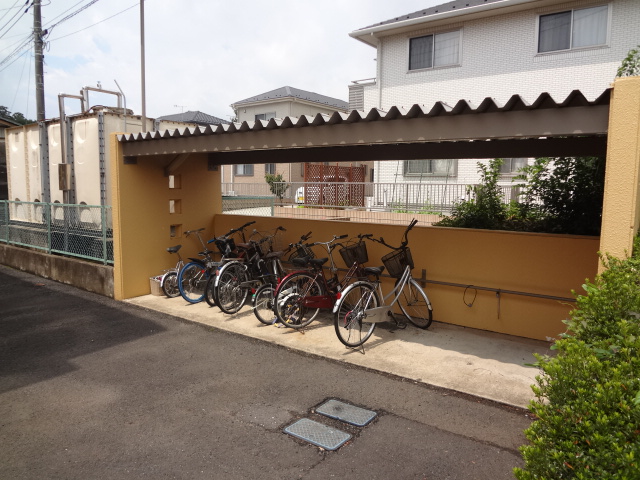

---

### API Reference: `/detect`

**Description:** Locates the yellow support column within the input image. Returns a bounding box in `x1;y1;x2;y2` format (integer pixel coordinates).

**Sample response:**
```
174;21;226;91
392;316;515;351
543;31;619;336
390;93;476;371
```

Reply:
599;77;640;266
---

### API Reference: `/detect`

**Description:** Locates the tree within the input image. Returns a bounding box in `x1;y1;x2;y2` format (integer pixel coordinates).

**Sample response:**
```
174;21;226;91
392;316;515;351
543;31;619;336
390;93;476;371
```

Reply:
265;173;289;201
0;106;35;125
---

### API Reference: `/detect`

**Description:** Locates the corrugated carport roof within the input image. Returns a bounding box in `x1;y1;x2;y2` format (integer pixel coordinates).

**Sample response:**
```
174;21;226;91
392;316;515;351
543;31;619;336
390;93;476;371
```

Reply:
118;90;610;165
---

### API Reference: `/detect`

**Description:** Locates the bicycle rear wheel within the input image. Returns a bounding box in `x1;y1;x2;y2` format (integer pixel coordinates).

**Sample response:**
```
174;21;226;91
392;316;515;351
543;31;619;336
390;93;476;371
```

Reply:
178;262;208;303
215;262;250;314
253;283;277;325
204;273;218;307
275;272;323;329
334;282;379;347
396;278;433;329
161;271;180;298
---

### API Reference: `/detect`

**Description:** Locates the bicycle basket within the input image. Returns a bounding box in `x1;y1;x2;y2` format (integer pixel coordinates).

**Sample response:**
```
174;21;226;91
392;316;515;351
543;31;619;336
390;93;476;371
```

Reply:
381;247;414;278
339;242;368;266
215;237;236;255
290;243;315;261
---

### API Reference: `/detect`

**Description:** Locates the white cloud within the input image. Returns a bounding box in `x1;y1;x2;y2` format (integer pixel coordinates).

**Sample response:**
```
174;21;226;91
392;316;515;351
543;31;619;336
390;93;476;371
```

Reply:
0;0;441;121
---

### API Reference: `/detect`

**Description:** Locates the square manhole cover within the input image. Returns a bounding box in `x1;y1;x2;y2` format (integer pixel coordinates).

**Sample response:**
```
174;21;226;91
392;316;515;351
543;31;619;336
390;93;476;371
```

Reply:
316;399;377;427
283;418;351;451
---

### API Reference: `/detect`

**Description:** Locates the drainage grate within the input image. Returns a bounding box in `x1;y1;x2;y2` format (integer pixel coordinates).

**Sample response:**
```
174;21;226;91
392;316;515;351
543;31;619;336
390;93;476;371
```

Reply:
283;418;351;451
316;399;377;427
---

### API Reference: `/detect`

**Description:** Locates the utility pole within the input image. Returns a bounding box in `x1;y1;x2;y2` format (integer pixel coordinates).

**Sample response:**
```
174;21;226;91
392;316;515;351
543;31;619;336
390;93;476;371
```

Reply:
34;0;50;202
140;0;147;132
34;0;45;121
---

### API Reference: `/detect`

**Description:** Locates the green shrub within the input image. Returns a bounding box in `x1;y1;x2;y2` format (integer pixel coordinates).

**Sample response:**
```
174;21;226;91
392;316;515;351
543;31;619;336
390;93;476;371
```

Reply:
515;240;640;479
435;159;509;229
617;45;640;78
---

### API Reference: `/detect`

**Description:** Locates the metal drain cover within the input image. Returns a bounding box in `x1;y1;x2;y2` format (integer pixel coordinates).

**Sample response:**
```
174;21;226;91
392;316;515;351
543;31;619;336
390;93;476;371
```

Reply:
283;418;351;451
316;399;377;427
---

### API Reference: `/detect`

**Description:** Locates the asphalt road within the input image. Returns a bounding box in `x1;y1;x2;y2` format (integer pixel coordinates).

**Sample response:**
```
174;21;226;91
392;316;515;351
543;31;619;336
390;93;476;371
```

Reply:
0;266;532;479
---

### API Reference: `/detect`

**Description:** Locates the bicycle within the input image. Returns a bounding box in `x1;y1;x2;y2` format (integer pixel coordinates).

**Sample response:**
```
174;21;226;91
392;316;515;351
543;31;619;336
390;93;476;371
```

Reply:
273;233;371;330
211;225;287;315
253;231;313;325
160;244;184;298
202;221;257;308
178;221;255;304
177;228;218;304
333;219;433;348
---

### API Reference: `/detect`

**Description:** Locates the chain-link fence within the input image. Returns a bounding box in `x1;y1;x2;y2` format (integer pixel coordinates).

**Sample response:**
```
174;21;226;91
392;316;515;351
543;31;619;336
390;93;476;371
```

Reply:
0;201;113;264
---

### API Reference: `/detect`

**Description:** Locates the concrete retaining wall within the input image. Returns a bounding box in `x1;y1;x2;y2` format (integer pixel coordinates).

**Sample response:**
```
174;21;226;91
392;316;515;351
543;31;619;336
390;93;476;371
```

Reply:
0;244;114;297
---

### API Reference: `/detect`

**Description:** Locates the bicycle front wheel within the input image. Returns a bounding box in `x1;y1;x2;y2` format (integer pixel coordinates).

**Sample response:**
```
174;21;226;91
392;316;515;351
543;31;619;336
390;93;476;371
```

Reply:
178;262;208;303
396;278;433;329
334;282;379;347
253;283;277;325
215;262;250;314
161;271;180;298
275;272;323;329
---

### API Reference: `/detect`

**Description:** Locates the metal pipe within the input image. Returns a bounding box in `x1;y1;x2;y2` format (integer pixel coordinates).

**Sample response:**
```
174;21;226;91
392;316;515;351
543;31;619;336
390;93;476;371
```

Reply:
81;86;123;111
113;79;128;132
139;0;147;132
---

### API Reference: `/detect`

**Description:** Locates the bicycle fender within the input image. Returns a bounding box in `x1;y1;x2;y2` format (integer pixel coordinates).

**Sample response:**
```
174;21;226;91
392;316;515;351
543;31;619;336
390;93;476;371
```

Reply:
332;281;374;314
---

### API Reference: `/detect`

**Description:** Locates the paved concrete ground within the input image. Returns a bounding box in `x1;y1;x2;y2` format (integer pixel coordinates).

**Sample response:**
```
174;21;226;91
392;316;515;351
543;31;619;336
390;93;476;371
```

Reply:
1;266;538;479
128;290;552;409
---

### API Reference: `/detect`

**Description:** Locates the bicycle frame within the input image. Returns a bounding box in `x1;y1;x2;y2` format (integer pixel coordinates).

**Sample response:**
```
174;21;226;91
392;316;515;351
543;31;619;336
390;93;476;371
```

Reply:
352;265;413;324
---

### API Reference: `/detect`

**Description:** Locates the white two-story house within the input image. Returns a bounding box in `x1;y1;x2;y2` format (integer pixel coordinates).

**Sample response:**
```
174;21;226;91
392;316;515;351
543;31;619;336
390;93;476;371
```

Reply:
349;0;639;194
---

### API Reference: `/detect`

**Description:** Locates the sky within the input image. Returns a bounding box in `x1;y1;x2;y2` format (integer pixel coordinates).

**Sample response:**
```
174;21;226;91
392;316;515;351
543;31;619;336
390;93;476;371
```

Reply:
0;0;443;122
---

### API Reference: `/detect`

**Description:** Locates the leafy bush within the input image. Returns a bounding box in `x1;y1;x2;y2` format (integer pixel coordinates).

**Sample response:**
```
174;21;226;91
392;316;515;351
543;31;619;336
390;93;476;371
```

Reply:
265;173;289;200
516;157;605;236
617;45;640;78
435;159;510;229
435;156;605;235
515;241;640;479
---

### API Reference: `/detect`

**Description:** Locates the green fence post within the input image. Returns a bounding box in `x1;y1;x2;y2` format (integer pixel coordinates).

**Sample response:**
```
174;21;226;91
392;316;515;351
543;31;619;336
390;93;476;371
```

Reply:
102;206;108;265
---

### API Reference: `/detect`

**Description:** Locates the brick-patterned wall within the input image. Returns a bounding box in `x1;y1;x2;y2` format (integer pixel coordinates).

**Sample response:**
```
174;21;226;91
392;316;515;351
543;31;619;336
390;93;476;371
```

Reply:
368;0;639;184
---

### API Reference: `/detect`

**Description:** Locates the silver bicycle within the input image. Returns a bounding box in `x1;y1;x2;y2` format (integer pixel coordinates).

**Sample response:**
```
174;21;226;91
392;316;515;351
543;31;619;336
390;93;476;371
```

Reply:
333;219;433;348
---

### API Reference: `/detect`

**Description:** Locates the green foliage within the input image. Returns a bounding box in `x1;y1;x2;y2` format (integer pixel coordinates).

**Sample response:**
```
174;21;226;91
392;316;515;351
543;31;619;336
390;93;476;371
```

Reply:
617;45;640;78
516;157;605;236
0;105;34;125
514;242;640;479
264;173;289;200
435;159;509;229
434;156;605;235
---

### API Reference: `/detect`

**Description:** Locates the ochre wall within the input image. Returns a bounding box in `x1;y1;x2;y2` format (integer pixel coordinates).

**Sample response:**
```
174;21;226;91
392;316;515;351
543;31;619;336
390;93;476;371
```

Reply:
600;76;640;262
111;134;221;300
213;214;599;340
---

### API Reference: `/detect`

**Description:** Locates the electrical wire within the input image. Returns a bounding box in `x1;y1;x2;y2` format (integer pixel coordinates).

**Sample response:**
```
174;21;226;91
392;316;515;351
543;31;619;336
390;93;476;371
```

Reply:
9;44;31;111
0;0;31;39
49;2;138;42
0;0;23;21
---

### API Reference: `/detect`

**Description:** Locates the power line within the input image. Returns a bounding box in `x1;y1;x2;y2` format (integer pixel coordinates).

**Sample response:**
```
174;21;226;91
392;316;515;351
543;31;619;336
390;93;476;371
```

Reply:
49;2;138;42
0;0;31;39
0;0;22;22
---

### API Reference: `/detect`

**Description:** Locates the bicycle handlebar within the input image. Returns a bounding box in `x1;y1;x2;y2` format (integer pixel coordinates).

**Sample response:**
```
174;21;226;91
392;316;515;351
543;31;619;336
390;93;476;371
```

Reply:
373;219;417;250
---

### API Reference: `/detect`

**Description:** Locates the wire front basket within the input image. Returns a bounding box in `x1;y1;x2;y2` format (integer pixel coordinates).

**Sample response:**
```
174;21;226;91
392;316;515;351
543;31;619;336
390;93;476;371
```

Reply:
339;241;368;266
290;243;315;261
381;247;413;278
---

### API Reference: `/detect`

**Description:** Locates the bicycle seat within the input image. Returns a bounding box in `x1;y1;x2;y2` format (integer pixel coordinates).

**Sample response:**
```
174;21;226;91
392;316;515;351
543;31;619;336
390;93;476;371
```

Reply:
291;256;327;268
198;249;214;256
363;266;385;277
167;245;182;254
265;250;284;260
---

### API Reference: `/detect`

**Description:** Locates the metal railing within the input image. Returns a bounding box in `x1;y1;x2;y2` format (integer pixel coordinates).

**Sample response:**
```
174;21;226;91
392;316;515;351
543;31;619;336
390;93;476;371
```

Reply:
0;201;113;265
221;182;522;226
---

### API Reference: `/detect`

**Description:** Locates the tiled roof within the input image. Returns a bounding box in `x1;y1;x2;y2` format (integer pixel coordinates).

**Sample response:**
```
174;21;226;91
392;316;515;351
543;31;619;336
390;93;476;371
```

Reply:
119;89;610;143
156;110;230;125
231;86;349;111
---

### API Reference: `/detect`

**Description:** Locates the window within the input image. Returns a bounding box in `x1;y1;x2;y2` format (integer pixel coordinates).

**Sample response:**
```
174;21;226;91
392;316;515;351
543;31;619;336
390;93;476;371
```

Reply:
234;164;254;176
499;158;527;175
255;112;276;121
409;30;460;70
403;159;456;176
538;5;608;53
265;163;276;175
